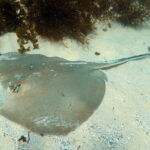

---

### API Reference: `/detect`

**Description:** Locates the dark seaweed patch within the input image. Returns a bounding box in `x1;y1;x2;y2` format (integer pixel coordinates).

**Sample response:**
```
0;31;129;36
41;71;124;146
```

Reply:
0;0;149;53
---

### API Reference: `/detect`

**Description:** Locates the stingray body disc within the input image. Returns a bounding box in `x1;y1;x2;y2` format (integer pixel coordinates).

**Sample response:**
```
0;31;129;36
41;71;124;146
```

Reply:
0;53;106;135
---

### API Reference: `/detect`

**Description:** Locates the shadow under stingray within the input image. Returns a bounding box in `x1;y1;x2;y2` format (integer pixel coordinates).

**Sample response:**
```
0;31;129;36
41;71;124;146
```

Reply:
0;52;150;135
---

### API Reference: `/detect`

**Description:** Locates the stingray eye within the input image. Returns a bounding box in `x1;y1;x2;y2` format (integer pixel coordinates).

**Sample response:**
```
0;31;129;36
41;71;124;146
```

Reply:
13;84;21;93
8;82;21;93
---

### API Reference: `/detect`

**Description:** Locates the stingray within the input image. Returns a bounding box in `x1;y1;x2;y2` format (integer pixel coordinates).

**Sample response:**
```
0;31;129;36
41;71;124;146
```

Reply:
0;52;150;135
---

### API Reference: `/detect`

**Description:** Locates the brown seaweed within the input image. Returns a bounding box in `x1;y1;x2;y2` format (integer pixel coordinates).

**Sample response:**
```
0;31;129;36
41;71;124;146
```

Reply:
111;0;150;26
0;0;150;53
0;0;20;34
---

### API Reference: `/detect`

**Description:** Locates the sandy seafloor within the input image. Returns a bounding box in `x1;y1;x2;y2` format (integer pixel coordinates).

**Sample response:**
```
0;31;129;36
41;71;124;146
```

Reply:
0;21;150;150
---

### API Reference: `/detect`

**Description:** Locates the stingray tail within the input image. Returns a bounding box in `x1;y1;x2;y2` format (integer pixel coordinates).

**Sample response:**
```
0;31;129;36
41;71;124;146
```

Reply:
93;53;150;70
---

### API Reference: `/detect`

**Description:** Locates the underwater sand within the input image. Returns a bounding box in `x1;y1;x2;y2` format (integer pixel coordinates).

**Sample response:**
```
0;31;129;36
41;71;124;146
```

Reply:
0;21;150;150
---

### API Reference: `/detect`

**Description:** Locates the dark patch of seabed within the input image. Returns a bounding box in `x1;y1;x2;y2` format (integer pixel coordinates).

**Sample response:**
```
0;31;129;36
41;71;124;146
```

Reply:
0;52;106;135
